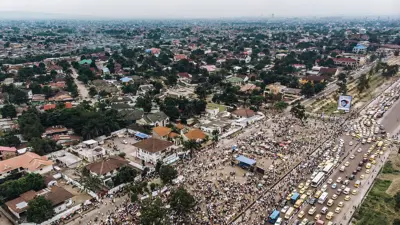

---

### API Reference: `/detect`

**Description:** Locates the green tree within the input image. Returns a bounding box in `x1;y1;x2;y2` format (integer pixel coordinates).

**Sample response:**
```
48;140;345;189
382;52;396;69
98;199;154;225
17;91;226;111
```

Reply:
140;198;166;225
159;165;178;184
169;186;196;216
135;96;153;113
301;82;315;97
155;160;163;174
27;196;55;223
29;138;60;156
89;87;98;97
290;103;307;124
395;192;400;209
274;101;289;111
1;104;17;118
79;167;103;192
357;74;370;93
112;166;137;186
183;140;201;158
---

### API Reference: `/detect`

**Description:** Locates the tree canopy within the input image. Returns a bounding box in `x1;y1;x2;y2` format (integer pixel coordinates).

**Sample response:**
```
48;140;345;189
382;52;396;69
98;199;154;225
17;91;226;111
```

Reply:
159;165;178;184
27;196;55;223
169;186;196;216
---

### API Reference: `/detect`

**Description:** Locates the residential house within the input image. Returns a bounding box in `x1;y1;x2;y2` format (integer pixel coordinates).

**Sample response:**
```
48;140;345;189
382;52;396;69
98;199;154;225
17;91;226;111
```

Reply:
226;77;244;86
137;84;154;96
265;82;287;95
137;112;169;127
183;129;207;142
43;126;70;138
231;108;256;118
299;75;326;84
174;54;187;61
48;92;74;102
319;67;339;77
0;146;17;160
132;138;176;164
86;157;129;184
6;186;74;218
333;58;358;67
0;152;54;179
152;126;172;140
240;84;261;94
353;44;367;54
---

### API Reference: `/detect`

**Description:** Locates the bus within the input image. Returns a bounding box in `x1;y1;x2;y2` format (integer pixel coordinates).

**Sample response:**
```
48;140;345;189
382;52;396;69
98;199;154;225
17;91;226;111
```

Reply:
268;210;280;224
291;193;300;204
322;163;334;174
318;192;329;204
284;207;295;219
311;172;325;187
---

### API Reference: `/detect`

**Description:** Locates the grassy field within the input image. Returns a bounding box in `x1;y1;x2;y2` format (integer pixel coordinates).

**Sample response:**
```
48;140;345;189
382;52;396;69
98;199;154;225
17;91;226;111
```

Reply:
353;153;400;225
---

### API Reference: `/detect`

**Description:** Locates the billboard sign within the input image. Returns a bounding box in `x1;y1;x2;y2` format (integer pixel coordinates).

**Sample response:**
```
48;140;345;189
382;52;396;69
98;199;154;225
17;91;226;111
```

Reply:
338;95;352;112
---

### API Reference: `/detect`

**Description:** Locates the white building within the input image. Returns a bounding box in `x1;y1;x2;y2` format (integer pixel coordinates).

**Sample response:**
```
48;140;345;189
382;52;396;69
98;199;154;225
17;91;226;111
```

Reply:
132;138;176;165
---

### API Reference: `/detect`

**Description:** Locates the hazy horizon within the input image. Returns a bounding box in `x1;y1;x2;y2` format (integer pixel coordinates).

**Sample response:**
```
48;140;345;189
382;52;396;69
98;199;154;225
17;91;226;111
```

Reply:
0;0;399;19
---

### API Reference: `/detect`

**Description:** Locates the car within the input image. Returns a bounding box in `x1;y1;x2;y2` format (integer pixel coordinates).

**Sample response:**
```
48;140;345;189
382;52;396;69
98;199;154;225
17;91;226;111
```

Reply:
366;169;371;174
352;170;358;175
275;218;283;225
314;214;321;220
352;189;358;195
298;183;305;189
357;166;362;172
349;175;356;180
372;160;377;165
308;206;317;215
338;201;344;207
349;141;353;146
336;177;342;183
321;207;328;214
300;218;309;225
359;161;364;166
332;194;338;200
363;157;369;163
366;163;372;169
327;199;334;207
281;206;289;213
298;210;305;219
326;212;334;220
344;195;351;201
343;180;350;185
327;178;333;184
360;174;365;179
357;148;363;153
350;154;355;159
336;189;342;195
307;197;316;205
321;184;328;192
335;207;342;213
344;161;350;167
340;185;346;190
331;183;337;189
299;188;306;194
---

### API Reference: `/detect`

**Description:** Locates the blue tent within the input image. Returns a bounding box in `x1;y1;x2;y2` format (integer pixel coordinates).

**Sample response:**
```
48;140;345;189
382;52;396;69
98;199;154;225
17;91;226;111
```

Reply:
236;155;256;166
135;132;149;139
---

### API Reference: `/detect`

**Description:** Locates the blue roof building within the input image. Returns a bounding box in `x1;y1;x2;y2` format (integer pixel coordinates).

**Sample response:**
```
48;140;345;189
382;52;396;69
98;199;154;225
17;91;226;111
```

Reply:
353;44;367;54
120;77;133;83
236;155;256;167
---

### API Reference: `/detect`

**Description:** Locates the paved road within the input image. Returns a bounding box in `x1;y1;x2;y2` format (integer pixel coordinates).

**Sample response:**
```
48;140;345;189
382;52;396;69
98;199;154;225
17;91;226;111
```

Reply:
71;67;90;100
284;78;400;225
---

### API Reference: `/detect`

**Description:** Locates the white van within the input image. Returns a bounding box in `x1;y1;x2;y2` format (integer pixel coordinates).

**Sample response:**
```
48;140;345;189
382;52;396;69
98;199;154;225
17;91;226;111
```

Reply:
343;187;351;195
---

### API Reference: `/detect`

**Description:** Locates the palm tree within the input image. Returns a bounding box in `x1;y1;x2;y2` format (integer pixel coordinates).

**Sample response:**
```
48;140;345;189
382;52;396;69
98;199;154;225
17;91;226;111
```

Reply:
183;140;201;158
79;167;102;192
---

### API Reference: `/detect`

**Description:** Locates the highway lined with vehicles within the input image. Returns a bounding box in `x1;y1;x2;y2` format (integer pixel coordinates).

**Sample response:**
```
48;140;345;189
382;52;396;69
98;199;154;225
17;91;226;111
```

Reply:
267;78;400;225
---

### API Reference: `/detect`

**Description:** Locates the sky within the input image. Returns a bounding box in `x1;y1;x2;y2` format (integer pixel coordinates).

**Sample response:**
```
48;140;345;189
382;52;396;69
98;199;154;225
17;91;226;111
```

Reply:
0;0;399;19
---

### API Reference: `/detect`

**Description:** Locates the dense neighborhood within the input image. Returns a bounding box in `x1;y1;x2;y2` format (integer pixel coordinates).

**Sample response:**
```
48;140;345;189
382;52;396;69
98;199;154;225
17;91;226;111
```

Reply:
0;17;399;225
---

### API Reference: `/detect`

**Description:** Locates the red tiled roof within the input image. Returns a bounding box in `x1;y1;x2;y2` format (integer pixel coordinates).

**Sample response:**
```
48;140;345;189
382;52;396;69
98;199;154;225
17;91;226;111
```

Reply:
44;104;56;111
334;58;357;62
0;146;17;152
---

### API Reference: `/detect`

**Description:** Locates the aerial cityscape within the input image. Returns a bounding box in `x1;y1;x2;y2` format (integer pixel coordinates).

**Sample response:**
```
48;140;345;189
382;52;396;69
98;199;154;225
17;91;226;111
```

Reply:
0;1;399;225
